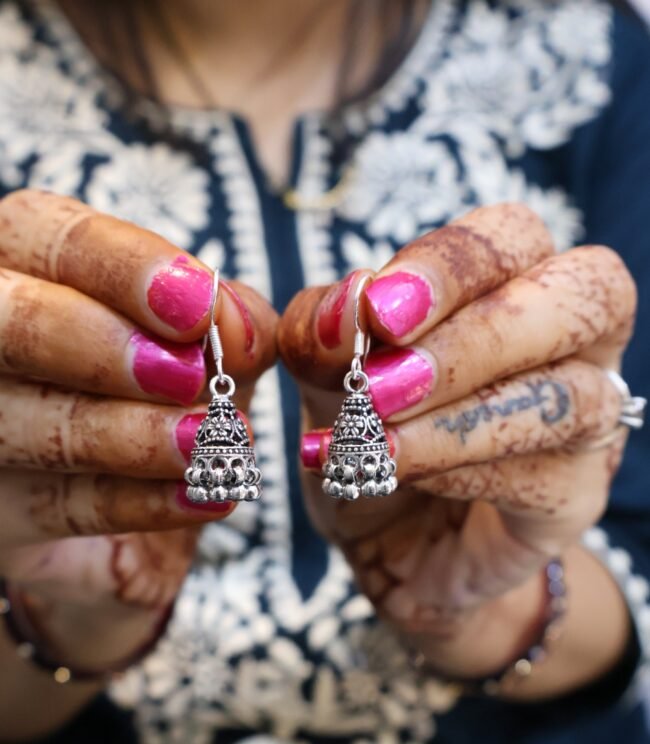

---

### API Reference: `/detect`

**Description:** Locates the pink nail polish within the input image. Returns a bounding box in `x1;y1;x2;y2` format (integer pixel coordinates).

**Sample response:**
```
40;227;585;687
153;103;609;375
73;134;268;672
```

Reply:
220;282;255;355
300;431;322;469
175;413;205;463
300;429;330;470
366;348;434;418
175;483;234;514
366;272;434;338
131;331;205;405
317;272;357;349
147;256;213;332
320;429;333;460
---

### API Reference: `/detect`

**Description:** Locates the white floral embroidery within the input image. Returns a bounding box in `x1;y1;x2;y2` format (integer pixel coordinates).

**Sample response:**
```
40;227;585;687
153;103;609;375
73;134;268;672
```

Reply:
341;233;397;273
425;23;534;150
3;1;644;742
546;0;612;64
337;0;612;254
0;140;22;189
294;115;338;286
422;0;612;153
0;54;107;172
583;527;650;720
0;2;33;55
515;182;585;252
194;237;226;273
207;117;273;298
342;0;456;133
197;501;259;562
28;143;94;195
85;143;210;248
340;134;463;243
457;142;584;250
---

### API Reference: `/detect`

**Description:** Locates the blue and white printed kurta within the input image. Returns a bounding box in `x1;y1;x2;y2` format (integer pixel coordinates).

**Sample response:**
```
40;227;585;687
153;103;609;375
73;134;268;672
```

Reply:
1;1;650;742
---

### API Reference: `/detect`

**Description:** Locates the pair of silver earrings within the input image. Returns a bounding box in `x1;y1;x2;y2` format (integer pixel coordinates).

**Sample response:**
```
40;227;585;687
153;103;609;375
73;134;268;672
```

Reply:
184;274;398;503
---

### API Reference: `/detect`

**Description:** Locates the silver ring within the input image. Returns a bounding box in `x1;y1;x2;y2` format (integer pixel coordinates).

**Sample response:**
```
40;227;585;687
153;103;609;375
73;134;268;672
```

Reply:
343;369;369;394
605;370;646;430
570;369;646;453
209;374;236;398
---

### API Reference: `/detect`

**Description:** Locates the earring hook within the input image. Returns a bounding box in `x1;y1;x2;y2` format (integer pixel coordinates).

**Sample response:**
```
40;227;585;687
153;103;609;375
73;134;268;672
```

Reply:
207;270;228;389
352;274;371;367
210;269;220;332
344;274;372;393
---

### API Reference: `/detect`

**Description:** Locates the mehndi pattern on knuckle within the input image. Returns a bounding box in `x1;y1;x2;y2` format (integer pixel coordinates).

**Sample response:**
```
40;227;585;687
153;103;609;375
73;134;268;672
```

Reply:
59;214;160;307
26;475;86;537
0;190;94;280
0;278;47;372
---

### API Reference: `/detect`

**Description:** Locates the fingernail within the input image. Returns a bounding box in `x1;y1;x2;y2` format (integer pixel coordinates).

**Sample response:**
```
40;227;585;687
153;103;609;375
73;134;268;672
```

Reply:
147;256;213;332
175;413;205;463
131;331;205;405
317;272;357;349
221;282;255;355
366;348;434;418
366;272;434;338
175;483;235;514
300;428;330;469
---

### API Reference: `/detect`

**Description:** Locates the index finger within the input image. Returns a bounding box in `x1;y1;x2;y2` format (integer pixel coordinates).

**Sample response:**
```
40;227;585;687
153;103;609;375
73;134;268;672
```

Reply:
365;203;555;345
278;204;554;392
0;190;214;342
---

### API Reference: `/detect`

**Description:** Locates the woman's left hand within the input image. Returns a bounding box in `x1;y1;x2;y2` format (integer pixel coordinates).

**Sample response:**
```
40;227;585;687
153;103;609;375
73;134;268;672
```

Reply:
278;203;638;697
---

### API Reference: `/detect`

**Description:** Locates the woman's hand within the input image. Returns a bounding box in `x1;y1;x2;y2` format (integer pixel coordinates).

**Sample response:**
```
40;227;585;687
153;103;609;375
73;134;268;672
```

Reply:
278;203;636;698
0;189;276;718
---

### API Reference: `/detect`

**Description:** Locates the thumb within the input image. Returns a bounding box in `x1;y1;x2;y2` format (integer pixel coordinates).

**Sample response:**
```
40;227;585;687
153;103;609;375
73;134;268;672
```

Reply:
216;279;278;387
278;269;374;391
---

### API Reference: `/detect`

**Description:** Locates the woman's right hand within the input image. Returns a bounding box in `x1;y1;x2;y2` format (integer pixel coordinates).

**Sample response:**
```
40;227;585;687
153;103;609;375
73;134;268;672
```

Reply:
0;189;277;672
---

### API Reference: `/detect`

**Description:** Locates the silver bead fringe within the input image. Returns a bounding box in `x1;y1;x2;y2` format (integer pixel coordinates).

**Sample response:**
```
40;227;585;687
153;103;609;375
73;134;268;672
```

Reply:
185;395;262;502
323;388;397;500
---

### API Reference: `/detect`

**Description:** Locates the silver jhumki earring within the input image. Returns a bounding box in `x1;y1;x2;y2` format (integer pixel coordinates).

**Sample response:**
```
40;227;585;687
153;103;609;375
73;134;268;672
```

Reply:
322;277;398;500
184;272;262;503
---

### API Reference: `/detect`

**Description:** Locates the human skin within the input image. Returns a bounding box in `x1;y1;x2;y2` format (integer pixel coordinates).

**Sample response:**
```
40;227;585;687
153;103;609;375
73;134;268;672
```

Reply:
0;0;391;736
0;0;639;736
57;0;406;187
279;203;636;699
0;190;278;740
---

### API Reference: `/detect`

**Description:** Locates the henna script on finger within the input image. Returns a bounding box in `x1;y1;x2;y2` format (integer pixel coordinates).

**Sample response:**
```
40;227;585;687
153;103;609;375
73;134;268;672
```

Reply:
434;380;570;444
